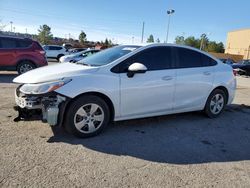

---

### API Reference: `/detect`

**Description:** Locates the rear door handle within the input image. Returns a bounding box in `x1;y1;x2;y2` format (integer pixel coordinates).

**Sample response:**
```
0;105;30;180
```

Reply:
162;76;173;81
203;71;211;76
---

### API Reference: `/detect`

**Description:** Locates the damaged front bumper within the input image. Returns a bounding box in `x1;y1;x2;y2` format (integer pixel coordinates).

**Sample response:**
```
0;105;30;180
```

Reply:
14;85;68;126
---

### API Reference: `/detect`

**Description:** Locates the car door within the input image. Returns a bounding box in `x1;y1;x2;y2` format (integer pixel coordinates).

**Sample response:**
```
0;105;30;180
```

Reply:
118;46;176;118
173;47;215;112
0;38;18;67
46;46;58;57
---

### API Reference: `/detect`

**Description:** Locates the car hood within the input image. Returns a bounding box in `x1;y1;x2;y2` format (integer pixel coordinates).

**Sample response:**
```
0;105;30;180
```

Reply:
62;53;79;59
13;62;99;84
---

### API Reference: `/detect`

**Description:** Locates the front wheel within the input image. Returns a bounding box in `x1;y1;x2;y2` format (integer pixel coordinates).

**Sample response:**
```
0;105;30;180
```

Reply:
204;89;227;118
64;95;110;138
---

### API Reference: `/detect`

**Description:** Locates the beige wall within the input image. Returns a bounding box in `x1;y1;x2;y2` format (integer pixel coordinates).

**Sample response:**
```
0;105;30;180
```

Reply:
225;29;250;59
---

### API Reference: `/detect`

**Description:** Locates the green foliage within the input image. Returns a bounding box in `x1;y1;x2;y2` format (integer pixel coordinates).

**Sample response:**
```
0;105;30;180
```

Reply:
104;38;113;47
79;31;87;44
147;34;154;43
175;36;185;45
174;35;225;53
156;38;160;43
37;24;53;45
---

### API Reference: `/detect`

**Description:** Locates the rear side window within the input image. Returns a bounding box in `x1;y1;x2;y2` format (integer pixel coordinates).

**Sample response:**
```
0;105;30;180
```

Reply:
114;46;173;72
175;47;217;68
176;47;202;68
201;54;217;66
0;38;18;49
17;40;32;48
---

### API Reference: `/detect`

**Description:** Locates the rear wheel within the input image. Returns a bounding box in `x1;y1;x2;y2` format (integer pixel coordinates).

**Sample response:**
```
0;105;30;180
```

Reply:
17;61;36;74
64;95;110;138
57;54;64;61
204;89;227;118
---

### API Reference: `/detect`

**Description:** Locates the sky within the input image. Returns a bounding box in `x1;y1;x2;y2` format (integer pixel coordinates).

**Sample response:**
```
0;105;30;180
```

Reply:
0;0;250;44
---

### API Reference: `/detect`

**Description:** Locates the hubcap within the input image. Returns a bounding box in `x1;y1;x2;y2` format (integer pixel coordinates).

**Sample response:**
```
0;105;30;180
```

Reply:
74;103;104;133
210;94;224;115
19;63;33;74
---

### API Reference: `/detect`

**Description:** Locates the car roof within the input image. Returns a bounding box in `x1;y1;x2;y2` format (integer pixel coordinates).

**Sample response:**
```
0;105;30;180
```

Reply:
119;43;218;61
44;45;63;47
0;35;33;41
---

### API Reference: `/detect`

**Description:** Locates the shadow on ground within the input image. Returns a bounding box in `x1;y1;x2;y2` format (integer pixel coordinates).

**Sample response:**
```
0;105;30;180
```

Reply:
0;73;18;83
47;104;250;164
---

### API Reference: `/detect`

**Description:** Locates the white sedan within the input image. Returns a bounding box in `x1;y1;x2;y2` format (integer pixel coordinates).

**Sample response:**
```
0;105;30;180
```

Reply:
59;49;100;63
13;43;236;138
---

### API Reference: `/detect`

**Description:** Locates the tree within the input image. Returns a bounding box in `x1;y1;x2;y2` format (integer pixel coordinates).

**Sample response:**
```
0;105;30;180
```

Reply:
156;38;160;43
175;36;185;45
174;34;224;53
103;38;113;47
37;24;53;45
184;36;200;49
147;34;154;43
104;38;109;46
207;41;224;53
79;31;87;44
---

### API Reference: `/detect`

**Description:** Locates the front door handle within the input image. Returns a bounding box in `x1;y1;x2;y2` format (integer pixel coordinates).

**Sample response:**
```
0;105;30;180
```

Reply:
203;71;211;76
162;76;173;81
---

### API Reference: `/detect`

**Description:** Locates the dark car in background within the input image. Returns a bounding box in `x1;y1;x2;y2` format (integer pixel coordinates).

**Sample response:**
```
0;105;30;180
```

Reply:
0;36;47;74
219;58;236;65
232;60;250;75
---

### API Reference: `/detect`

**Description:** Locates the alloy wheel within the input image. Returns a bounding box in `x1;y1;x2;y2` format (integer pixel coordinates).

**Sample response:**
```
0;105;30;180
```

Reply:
210;94;224;115
74;103;104;133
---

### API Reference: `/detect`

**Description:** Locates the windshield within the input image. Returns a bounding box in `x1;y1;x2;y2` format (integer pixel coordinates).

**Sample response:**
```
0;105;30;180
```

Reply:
77;45;141;66
243;61;250;65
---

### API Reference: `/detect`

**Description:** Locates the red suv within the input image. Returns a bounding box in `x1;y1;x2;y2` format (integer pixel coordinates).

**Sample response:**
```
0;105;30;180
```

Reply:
0;36;48;74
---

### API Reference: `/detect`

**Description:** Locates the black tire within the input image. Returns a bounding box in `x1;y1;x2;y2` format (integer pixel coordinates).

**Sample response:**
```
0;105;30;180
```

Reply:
64;95;110;138
57;54;64;61
17;61;36;74
204;89;227;118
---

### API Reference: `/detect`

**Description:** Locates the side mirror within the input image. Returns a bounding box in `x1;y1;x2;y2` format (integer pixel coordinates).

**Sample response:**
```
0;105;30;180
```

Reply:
127;63;147;78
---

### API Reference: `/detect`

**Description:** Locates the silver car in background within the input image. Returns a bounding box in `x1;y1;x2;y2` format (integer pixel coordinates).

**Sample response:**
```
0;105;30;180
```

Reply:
59;49;100;63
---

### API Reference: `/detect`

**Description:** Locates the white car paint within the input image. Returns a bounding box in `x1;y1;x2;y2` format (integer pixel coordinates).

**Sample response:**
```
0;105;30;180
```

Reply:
13;43;236;122
43;45;68;59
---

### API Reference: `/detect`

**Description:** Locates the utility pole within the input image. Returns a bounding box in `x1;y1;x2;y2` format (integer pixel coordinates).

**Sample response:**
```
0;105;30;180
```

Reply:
25;28;27;34
166;9;175;43
141;22;145;43
200;33;206;50
247;45;250;59
13;27;15;33
10;21;13;32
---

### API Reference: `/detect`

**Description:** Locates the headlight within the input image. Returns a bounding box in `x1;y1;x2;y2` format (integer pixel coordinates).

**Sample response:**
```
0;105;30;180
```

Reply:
20;79;72;94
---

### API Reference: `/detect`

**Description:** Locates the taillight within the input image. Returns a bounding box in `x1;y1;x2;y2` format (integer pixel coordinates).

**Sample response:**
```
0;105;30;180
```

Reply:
36;50;46;55
233;69;237;76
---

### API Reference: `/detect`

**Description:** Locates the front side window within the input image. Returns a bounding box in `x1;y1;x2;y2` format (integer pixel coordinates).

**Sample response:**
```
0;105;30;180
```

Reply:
113;46;173;73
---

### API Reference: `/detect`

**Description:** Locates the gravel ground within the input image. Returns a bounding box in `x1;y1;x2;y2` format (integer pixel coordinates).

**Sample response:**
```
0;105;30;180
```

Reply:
0;69;250;187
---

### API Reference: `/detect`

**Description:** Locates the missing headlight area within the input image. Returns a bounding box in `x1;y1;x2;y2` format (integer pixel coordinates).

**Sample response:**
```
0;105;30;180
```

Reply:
14;86;67;126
